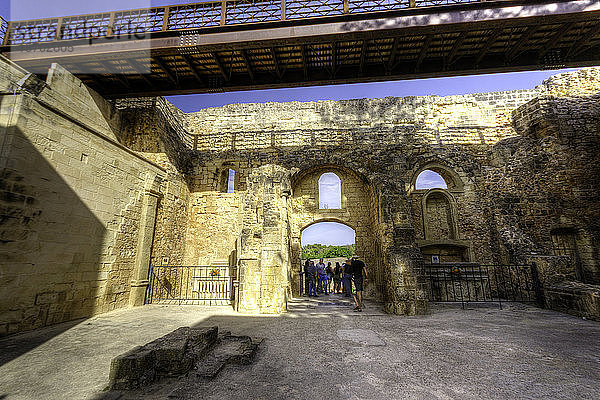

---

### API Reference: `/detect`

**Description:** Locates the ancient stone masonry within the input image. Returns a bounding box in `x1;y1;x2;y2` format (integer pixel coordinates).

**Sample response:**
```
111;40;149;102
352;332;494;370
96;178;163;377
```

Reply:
2;53;600;336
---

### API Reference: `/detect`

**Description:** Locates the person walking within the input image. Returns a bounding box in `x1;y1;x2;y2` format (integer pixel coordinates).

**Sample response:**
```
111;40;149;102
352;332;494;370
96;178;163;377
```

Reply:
342;259;353;297
351;256;367;311
333;262;343;294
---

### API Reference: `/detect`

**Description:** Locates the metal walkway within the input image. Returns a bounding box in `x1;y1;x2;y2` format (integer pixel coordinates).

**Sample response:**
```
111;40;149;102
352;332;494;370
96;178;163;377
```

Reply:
1;0;599;96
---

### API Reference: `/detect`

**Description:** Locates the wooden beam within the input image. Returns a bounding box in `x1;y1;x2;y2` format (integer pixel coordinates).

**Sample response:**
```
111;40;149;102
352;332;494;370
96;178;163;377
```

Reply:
301;44;308;80
475;29;502;66
154;57;177;85
447;31;467;65
359;39;367;76
127;58;154;87
507;26;538;62
538;22;574;60
416;34;433;71
331;41;337;79
567;24;600;58
240;49;255;82
270;47;281;80
181;54;204;85
212;52;229;82
387;36;399;74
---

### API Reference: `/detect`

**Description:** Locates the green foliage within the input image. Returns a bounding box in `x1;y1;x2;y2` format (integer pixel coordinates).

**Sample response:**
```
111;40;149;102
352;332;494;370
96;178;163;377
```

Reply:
301;243;355;260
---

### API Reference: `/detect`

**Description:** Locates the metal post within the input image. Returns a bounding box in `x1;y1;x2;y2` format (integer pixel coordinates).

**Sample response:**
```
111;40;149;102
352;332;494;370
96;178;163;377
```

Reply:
55;17;64;41
220;1;227;26
145;264;154;304
530;262;544;308
281;0;286;21
162;7;171;32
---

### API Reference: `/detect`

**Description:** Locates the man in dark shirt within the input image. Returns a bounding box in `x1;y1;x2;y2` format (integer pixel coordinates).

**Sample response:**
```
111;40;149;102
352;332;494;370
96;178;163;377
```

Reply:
351;256;367;311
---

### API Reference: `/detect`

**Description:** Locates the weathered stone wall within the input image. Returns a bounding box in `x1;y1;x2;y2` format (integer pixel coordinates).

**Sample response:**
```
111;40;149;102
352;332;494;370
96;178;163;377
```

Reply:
3;54;600;330
0;60;165;335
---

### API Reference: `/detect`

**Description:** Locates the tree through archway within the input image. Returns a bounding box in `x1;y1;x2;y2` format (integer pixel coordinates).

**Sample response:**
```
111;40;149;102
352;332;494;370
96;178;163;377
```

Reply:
301;221;356;260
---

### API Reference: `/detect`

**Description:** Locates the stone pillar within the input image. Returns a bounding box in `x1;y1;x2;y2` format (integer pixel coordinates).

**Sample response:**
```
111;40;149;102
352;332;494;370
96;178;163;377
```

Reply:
380;190;430;315
237;165;292;314
129;173;163;307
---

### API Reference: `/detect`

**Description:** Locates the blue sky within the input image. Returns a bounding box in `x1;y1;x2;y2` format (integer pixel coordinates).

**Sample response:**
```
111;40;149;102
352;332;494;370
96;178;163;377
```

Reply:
416;170;447;190
302;222;355;246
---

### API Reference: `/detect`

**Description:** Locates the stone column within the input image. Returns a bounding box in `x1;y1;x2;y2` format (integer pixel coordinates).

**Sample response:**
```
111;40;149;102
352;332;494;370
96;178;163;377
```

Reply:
129;173;163;307
379;189;430;315
237;165;292;314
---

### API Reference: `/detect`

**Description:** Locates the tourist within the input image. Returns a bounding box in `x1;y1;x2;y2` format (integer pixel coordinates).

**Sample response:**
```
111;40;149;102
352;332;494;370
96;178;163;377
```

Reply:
326;262;333;293
307;260;318;297
317;258;328;295
333;262;343;293
352;256;367;312
303;259;310;296
342;259;353;297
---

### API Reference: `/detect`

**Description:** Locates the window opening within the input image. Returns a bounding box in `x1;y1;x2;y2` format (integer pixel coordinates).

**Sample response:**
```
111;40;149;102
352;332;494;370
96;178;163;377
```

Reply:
318;172;341;209
416;170;448;190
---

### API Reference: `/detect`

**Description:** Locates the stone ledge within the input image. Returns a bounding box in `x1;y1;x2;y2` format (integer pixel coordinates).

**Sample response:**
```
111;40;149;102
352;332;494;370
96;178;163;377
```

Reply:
544;281;600;321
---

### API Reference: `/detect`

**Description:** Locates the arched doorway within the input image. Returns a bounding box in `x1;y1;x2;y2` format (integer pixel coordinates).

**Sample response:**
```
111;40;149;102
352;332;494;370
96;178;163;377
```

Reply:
300;221;356;295
289;165;384;300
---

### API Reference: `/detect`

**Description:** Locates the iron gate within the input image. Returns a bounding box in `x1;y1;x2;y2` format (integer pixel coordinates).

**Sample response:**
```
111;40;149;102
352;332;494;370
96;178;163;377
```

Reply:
146;265;238;306
425;263;543;309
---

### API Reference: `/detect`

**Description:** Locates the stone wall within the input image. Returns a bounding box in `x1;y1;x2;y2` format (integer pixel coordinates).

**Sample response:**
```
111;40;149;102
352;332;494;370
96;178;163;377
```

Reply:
0;60;165;335
3;54;600;331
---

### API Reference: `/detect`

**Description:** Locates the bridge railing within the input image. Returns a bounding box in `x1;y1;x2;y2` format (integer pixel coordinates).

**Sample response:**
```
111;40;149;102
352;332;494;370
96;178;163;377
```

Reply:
2;0;494;46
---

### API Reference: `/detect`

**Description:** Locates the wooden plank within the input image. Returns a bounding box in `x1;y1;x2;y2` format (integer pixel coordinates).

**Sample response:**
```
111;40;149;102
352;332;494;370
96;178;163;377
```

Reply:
507;26;538;61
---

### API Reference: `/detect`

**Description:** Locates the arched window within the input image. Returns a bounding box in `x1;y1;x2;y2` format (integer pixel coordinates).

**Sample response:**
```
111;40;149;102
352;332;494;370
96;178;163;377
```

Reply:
416;170;448;190
318;172;341;209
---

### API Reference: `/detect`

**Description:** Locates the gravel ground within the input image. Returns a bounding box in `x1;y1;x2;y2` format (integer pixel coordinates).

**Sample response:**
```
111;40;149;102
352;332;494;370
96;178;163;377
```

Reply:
0;296;598;400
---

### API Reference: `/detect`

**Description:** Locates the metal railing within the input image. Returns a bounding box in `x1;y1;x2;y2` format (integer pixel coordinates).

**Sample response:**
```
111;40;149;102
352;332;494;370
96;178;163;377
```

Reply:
147;265;238;305
0;16;7;45
3;0;502;46
426;263;543;309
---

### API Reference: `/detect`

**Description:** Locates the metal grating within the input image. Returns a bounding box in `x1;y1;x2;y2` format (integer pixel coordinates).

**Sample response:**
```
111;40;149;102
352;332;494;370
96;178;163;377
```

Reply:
7;18;59;45
227;0;282;24
416;0;480;6
60;13;111;40
168;3;222;30
286;0;345;20
113;8;165;35
349;0;410;14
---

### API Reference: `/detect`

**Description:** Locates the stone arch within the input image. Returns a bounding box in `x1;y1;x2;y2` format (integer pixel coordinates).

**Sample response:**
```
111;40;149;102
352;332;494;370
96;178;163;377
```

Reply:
300;217;357;233
409;162;465;193
289;164;382;298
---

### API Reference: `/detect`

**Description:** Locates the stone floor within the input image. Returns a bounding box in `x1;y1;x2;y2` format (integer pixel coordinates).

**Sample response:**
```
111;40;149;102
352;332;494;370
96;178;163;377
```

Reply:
0;295;599;400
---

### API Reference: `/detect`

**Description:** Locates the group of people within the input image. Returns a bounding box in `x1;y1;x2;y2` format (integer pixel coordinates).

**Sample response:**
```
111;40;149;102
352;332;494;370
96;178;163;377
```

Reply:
303;257;367;312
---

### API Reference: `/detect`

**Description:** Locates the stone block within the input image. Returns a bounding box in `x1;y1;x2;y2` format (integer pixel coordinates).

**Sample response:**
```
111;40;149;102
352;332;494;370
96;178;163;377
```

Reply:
108;326;218;390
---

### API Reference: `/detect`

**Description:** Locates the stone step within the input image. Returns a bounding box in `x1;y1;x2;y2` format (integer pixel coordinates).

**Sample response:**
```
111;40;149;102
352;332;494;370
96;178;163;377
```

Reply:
195;332;261;379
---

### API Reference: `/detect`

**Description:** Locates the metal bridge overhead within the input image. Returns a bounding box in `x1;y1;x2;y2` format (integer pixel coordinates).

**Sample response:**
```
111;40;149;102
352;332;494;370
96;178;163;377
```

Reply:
1;0;599;97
